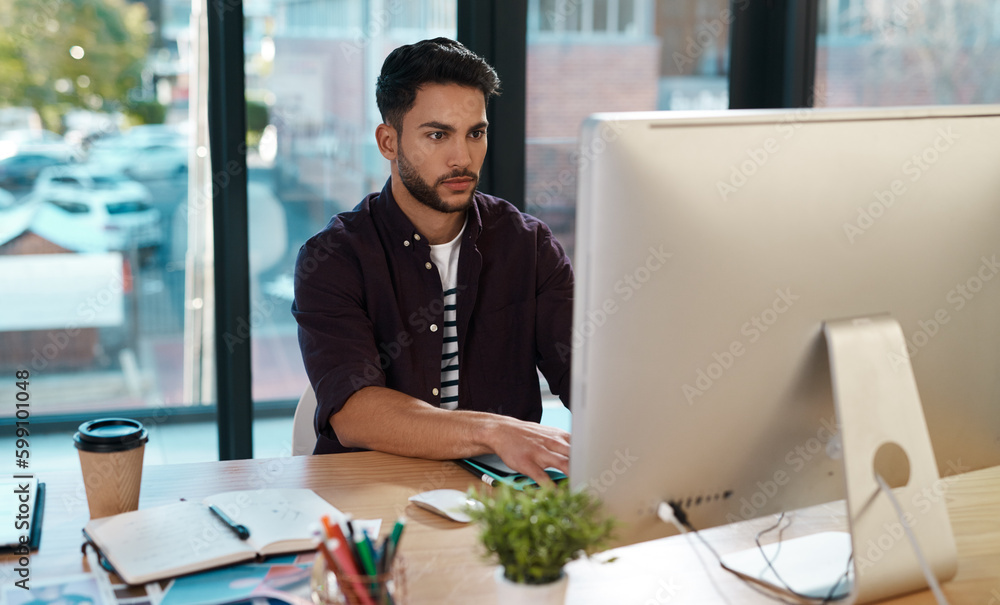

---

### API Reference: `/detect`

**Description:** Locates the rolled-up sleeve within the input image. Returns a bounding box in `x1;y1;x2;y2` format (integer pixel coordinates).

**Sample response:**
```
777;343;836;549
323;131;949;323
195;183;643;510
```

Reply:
292;230;385;446
533;220;574;407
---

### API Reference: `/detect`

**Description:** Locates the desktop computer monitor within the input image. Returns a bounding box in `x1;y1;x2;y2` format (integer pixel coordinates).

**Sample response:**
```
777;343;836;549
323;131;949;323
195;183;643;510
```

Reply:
568;105;1000;598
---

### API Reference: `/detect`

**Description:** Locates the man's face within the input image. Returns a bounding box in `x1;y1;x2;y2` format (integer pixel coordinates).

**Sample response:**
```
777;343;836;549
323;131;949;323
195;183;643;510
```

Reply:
395;83;488;214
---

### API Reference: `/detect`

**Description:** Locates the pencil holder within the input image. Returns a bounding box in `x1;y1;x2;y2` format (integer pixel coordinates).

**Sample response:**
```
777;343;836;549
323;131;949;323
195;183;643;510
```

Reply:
311;551;406;605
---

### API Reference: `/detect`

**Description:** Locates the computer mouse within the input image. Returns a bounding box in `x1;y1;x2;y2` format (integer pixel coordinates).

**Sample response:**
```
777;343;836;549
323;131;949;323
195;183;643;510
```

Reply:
408;489;474;523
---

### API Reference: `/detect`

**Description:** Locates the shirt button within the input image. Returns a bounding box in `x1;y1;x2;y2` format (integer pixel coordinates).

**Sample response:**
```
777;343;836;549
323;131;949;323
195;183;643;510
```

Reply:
432;388;439;396
430;324;438;332
425;262;433;270
403;240;410;247
414;234;422;241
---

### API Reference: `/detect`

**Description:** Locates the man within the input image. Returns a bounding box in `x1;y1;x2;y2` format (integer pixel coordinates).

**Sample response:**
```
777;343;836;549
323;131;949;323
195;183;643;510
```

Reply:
292;38;573;485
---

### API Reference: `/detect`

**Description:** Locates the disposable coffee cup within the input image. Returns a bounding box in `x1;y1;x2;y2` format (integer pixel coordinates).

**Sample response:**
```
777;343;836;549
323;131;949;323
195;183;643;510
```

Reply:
73;418;148;519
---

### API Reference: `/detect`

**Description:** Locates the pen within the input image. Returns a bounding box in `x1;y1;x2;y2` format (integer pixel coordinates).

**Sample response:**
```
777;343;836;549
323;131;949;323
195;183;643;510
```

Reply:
389;518;405;550
208;504;250;540
377;538;389;574
312;530;341;576
321;514;337;539
385;517;406;570
326;536;377;605
355;530;379;576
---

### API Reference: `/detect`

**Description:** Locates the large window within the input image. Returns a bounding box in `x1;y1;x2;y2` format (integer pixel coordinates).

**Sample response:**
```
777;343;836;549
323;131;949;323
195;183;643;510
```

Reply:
0;0;213;468
525;0;730;258
246;0;457;457
817;0;1000;106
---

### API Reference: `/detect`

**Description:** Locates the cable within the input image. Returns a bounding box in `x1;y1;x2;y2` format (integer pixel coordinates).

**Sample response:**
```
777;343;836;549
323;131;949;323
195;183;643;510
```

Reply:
874;474;951;605
753;512;852;604
656;501;688;535
658;501;851;605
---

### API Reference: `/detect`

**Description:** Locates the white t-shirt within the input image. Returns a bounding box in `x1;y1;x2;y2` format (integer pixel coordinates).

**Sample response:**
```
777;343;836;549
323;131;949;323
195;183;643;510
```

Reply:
429;225;465;410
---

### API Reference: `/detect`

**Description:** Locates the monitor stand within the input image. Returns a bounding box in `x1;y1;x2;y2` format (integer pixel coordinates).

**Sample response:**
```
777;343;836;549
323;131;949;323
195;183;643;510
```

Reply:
721;316;958;604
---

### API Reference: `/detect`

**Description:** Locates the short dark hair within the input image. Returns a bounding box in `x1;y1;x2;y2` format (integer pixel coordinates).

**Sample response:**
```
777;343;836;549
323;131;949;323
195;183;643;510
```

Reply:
376;37;501;131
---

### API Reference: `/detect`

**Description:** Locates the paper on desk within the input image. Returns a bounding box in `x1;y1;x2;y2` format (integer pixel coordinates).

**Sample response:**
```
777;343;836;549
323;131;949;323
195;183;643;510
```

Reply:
160;561;313;605
1;573;108;605
352;518;382;539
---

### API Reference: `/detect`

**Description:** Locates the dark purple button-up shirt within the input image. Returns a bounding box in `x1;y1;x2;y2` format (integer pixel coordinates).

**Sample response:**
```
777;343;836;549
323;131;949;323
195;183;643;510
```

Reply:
292;179;573;454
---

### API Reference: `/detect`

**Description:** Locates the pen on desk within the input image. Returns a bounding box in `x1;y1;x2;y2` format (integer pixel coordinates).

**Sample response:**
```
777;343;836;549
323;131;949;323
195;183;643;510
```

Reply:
480;472;495;487
385;517;406;569
377;537;389;574
389;518;405;550
321;514;337;539
327;535;378;605
312;529;340;575
209;504;250;540
355;530;379;577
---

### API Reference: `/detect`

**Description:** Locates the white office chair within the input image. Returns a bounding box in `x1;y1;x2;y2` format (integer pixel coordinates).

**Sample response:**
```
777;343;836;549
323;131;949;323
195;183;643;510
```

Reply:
291;386;318;456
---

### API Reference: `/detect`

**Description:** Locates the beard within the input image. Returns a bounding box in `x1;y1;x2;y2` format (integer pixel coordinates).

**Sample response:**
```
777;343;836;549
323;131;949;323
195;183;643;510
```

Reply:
397;144;478;214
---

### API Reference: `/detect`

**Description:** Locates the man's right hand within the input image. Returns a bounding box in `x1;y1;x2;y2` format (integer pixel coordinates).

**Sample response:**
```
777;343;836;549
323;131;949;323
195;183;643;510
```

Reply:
485;416;571;487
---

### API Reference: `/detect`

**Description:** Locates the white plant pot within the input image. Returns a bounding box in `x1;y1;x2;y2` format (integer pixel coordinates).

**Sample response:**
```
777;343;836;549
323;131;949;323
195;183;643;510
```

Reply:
494;566;568;605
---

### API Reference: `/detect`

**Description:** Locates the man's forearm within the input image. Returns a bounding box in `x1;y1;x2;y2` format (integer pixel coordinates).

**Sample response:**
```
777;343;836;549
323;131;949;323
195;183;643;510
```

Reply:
331;386;571;485
331;386;500;459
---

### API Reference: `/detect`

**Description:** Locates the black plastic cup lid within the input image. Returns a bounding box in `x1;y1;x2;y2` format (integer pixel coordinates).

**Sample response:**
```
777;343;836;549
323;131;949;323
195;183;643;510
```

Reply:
73;418;148;453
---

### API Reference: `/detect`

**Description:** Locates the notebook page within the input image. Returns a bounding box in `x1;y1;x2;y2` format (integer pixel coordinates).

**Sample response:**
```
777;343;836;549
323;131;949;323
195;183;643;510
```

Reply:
86;501;256;583
203;488;346;555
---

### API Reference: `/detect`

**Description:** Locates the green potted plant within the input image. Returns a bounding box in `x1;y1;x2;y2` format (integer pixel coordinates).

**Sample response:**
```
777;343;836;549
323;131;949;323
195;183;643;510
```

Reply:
465;482;616;604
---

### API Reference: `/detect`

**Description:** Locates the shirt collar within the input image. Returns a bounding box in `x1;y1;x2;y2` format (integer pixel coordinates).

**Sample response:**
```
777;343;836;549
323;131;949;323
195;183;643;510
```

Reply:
374;177;484;245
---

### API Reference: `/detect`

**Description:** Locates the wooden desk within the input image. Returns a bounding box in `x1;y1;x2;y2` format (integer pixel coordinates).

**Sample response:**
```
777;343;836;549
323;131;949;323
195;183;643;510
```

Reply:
3;453;999;604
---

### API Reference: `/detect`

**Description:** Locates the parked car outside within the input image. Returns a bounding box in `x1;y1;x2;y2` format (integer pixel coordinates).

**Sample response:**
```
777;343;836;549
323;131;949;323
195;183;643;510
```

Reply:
0;128;78;162
0;187;15;209
0;153;67;190
87;139;187;180
33;165;152;204
27;166;160;260
28;191;163;256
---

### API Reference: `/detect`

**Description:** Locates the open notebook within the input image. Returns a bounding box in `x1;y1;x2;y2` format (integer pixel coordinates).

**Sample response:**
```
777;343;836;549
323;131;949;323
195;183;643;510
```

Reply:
84;488;344;585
